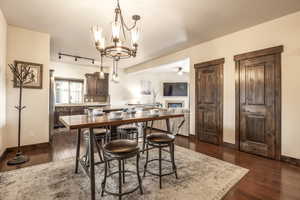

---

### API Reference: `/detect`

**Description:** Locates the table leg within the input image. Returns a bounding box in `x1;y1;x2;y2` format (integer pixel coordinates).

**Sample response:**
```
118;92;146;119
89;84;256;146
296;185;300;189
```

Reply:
150;120;154;133
89;128;96;200
75;128;81;173
166;118;171;133
142;121;148;153
93;134;103;162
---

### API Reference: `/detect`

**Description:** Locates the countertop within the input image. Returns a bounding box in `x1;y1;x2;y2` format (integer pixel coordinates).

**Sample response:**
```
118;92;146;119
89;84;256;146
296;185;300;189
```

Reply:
55;104;161;113
55;103;109;107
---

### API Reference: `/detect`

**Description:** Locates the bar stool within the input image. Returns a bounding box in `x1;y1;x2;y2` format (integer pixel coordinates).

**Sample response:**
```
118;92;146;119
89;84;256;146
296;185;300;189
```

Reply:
143;132;178;189
117;124;139;142
101;139;143;200
83;128;110;164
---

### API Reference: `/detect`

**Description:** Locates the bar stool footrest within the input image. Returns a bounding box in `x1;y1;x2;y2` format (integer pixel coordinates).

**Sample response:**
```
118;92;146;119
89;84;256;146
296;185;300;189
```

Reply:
144;158;176;177
102;170;142;197
106;169;137;178
102;186;140;197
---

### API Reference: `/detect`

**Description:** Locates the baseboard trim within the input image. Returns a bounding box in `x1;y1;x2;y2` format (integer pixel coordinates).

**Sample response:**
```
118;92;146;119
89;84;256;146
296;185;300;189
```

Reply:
177;134;189;137
221;142;300;167
222;142;238;149
281;155;300;167
6;142;50;153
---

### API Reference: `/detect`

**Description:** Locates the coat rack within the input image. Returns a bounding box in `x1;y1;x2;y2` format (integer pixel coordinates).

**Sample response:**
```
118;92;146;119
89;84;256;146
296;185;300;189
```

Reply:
7;63;34;165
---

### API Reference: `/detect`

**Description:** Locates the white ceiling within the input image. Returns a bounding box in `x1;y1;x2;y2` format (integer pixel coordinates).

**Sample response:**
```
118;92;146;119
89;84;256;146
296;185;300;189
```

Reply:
134;58;190;74
1;0;300;68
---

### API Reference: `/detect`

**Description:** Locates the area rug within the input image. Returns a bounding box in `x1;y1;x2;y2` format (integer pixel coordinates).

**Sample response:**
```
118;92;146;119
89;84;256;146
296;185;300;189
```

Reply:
0;145;248;200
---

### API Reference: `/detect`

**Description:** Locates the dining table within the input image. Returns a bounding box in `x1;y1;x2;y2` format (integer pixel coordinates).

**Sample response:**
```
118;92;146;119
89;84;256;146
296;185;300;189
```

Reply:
59;111;184;200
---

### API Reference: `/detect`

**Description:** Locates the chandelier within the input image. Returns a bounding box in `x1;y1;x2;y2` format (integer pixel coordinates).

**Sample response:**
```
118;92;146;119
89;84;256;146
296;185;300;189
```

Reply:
91;0;141;83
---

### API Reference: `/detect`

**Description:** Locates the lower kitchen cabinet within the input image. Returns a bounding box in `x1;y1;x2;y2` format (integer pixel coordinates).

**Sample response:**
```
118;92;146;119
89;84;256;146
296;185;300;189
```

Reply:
54;106;85;128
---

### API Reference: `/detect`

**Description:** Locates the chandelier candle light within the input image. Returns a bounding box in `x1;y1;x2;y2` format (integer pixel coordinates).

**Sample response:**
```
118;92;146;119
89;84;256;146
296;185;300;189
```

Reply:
91;0;141;83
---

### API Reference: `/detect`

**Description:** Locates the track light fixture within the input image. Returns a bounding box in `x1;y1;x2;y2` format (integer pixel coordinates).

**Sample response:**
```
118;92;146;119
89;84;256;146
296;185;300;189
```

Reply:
58;53;95;64
177;67;184;75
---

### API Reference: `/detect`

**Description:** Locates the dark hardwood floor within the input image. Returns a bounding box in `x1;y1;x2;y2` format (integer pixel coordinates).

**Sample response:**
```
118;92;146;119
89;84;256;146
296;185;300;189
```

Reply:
1;129;300;200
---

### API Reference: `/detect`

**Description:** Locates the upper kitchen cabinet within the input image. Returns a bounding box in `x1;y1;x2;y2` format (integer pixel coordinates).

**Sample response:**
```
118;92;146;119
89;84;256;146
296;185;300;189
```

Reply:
85;72;109;101
85;73;97;96
96;73;109;96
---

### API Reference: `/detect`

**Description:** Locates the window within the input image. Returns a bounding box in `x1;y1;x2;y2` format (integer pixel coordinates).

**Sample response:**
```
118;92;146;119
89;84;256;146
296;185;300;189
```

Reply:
55;78;84;104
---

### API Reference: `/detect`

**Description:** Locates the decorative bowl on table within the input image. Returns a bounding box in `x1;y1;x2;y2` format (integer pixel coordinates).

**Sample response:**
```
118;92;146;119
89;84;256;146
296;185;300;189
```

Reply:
127;107;136;114
108;111;124;120
93;108;104;116
149;109;160;116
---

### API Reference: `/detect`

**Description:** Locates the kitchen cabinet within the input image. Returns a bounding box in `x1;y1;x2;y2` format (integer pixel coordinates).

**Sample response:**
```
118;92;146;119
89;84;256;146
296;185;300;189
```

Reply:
85;73;96;96
85;72;109;98
54;107;72;128
54;106;86;128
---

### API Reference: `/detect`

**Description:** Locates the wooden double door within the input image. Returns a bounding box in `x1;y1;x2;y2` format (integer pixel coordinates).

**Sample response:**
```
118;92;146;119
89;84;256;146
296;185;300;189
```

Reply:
195;58;224;145
235;46;282;160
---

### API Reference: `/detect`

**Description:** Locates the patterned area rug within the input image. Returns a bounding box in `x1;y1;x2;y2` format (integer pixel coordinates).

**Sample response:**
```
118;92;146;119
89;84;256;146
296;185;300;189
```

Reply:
0;145;248;200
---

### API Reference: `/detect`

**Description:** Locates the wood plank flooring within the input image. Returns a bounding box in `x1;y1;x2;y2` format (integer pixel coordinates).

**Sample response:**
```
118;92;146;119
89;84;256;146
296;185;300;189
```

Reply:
1;129;300;200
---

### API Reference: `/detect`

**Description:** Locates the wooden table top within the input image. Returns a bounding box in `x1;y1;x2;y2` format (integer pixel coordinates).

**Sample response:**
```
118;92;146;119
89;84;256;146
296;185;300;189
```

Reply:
60;112;184;129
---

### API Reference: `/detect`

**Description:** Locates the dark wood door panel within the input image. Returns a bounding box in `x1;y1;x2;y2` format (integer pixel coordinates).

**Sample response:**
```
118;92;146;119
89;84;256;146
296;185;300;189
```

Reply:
235;46;282;160
240;141;269;157
203;109;218;133
245;114;266;143
197;108;219;144
197;67;218;105
197;108;219;132
198;131;219;144
246;64;266;105
195;58;224;145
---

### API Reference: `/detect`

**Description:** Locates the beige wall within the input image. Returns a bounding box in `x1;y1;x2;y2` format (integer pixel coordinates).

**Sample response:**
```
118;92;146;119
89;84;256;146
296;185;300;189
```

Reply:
0;9;7;156
51;61;104;79
124;71;190;108
126;11;300;159
6;26;50;148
